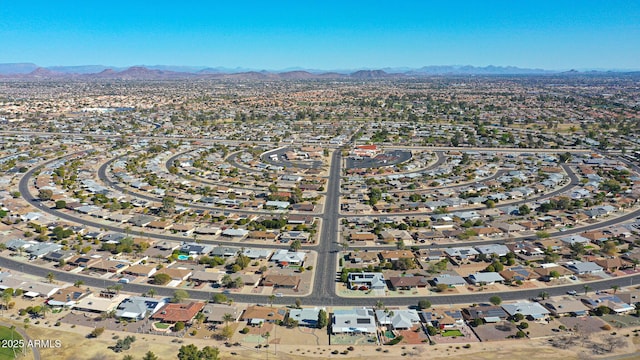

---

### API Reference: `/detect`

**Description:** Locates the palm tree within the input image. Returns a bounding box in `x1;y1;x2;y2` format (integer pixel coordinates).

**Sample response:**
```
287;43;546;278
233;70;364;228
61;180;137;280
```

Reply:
74;280;84;287
611;285;620;295
290;240;302;252
222;313;234;326
264;331;271;346
375;300;385;310
268;294;276;307
1;291;12;314
538;291;549;301
147;289;156;298
46;272;55;284
40;304;51;319
584;285;592;296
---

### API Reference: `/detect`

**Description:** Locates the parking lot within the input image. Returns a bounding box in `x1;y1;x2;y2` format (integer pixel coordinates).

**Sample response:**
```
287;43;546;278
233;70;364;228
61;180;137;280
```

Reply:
346;150;412;169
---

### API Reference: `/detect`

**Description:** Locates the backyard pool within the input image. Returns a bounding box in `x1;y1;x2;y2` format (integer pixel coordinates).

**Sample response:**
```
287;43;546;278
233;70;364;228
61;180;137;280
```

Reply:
177;255;189;260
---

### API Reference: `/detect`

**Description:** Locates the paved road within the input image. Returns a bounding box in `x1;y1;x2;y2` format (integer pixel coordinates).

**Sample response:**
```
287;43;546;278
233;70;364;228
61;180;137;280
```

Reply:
19;158;286;250
11;144;640;308
0;321;41;360
310;149;342;301
1;255;638;307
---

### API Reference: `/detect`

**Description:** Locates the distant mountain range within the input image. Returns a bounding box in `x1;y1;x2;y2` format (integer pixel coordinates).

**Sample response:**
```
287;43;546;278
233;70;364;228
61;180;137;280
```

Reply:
0;63;635;80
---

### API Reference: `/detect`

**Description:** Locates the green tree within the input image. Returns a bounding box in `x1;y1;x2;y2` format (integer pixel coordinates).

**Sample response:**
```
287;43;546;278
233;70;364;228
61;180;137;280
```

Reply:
172;289;189;303
220;325;234;341
142;351;159;360
177;344;199;360
40;304;51;319
1;291;12;314
518;204;531;216
601;241;618;256
222;313;235;326
152;273;171;285
317;309;328;329
55;200;67;209
290;239;302;252
38;189;53;201
46;272;55;284
199;346;220;360
89;327;105;338
161;196;176;214
212;293;228;304
146;288;157;298
173;321;186;332
418;299;432;310
536;231;550;239
489;295;502;305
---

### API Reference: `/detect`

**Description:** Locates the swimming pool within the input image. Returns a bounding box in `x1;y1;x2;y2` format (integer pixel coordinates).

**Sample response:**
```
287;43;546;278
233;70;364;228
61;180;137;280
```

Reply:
177;254;189;260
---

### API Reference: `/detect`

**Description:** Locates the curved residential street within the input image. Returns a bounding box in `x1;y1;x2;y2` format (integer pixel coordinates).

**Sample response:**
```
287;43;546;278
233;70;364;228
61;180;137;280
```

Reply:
9;144;640;308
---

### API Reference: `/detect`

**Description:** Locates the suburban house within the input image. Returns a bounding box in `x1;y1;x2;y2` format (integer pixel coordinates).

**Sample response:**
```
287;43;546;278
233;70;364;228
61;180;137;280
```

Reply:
444;247;479;261
73;291;129;314
462;306;508;323
331;308;377;334
533;265;574;281
375;309;421;330
242;248;274;259
468;272;505;285
150;301;206;323
202;303;240;324
565;261;604;275
474;244;510;257
47;286;92;307
262;274;301;290
124;264;157;278
154;267;193;281
432;274;467;287
270;249;307;266
582;295;636;314
347;251;380;264
289;307;324;327
189;271;225;285
349;232;377;243
179;242;214;256
347;272;386;290
241;305;287;326
388;276;429;290
542;299;589;316
115;296;167;320
502;302;550;320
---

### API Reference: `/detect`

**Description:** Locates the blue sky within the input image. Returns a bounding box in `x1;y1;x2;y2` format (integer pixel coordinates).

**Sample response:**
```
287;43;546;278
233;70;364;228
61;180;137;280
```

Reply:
1;1;638;70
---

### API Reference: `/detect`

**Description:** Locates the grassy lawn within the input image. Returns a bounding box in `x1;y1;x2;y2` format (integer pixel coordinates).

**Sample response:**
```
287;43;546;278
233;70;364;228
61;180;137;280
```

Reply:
0;326;23;360
441;329;463;337
154;322;170;329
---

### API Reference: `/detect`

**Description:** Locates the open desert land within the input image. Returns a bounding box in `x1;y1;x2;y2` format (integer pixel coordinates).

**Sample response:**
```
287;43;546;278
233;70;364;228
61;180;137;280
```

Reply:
2;314;636;360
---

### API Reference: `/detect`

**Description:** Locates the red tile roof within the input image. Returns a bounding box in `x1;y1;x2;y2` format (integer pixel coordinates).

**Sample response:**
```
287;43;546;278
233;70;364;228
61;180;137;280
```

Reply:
150;302;205;323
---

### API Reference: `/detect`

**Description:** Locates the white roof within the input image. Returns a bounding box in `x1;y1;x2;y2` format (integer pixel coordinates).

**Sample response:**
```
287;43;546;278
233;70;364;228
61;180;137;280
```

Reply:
502;302;550;317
